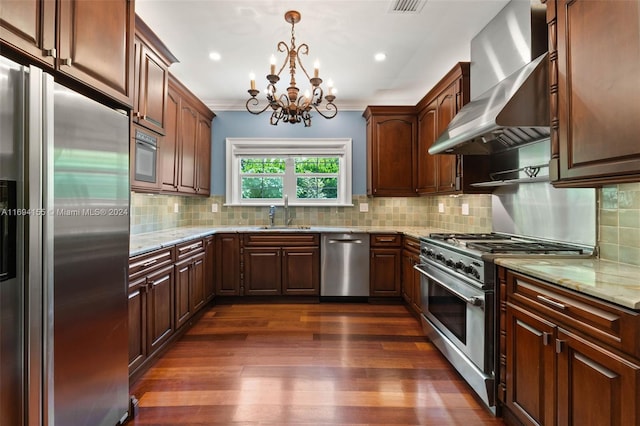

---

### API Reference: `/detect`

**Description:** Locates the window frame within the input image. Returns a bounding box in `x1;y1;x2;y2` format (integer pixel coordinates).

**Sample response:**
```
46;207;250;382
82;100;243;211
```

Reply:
225;138;353;206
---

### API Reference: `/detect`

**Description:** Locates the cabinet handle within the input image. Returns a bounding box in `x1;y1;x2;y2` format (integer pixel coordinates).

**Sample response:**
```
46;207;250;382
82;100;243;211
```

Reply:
542;332;551;346
142;259;157;267
536;295;566;310
60;58;72;66
44;48;57;58
378;238;395;242
133;111;141;119
555;339;564;354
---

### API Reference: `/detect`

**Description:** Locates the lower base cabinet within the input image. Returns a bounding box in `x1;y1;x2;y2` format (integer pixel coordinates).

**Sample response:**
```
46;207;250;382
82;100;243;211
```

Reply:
401;236;422;314
242;234;320;296
499;266;640;426
370;234;402;298
174;251;205;329
128;263;175;374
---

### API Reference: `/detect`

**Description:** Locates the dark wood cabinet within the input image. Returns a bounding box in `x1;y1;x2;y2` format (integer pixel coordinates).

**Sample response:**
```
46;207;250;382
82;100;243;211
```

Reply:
370;234;402;298
128;248;175;376
162;75;214;196
215;234;241;296
242;233;320;297
401;236;422;315
498;266;640;426
204;236;215;302
363;106;418;197
0;0;56;66
133;16;177;135
547;0;640;186
174;239;206;328
416;63;491;195
1;0;134;106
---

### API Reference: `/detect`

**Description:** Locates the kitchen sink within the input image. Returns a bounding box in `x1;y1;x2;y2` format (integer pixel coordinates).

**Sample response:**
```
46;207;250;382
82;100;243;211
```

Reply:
254;225;312;230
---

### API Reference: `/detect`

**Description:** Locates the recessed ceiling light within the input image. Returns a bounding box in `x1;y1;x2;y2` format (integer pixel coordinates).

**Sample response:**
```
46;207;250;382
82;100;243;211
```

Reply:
209;51;221;61
374;52;387;62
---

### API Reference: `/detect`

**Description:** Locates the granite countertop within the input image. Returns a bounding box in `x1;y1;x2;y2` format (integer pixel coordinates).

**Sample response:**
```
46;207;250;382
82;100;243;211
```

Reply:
495;258;640;311
129;225;444;257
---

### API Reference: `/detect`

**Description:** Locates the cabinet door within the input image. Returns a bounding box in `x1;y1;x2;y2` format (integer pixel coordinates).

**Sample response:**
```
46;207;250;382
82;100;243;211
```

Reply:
244;247;281;296
215;234;241;296
128;276;147;372
190;252;206;312
282;247;319;296
195;115;211;195
506;303;556;426
369;115;417;196
370;248;401;297
135;42;168;134
416;100;438;194
174;257;192;329
552;0;640;185
401;250;415;305
161;88;180;191
177;103;198;193
204;236;215;301
146;265;174;354
436;83;459;193
556;328;640;426
57;0;134;106
0;0;56;66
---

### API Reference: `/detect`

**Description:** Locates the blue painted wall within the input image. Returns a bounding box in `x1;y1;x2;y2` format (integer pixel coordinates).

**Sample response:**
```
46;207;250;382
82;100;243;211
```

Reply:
210;110;367;195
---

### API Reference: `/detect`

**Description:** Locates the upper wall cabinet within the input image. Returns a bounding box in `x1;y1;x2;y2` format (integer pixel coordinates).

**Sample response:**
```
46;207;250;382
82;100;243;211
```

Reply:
415;63;491;195
161;75;215;196
547;0;640;187
363;106;418;197
1;0;135;107
133;15;178;135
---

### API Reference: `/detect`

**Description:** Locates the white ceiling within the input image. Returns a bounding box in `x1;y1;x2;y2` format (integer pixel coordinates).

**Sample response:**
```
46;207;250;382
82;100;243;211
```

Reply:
135;0;512;112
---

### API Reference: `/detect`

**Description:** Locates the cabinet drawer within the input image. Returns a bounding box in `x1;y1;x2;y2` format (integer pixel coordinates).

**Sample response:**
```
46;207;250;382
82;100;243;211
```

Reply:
176;238;205;259
371;233;402;247
243;233;319;247
507;270;640;359
403;236;421;254
129;247;174;281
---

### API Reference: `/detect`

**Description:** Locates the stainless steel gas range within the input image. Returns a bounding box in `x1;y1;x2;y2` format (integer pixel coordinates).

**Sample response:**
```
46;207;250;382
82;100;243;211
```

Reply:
414;233;591;413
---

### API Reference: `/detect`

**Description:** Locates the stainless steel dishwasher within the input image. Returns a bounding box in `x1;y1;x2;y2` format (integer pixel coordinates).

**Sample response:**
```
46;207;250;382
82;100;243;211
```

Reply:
321;233;370;297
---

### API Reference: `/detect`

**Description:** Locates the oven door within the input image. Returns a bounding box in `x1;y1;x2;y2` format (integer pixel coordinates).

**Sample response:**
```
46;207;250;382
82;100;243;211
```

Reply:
134;130;158;183
415;260;491;373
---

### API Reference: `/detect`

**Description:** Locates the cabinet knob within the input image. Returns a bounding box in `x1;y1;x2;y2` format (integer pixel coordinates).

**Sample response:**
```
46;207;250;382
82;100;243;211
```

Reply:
555;339;564;354
60;58;72;67
44;48;57;58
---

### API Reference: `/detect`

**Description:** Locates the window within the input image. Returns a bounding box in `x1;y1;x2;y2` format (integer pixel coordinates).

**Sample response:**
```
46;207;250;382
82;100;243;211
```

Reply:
226;138;352;206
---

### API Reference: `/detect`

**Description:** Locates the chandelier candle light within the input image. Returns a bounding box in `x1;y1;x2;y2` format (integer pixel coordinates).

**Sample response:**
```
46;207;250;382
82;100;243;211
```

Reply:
246;10;338;126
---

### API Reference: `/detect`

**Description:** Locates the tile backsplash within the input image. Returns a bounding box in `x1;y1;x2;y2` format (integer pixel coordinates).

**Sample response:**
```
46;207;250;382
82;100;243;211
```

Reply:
130;192;492;235
598;183;640;266
131;183;640;268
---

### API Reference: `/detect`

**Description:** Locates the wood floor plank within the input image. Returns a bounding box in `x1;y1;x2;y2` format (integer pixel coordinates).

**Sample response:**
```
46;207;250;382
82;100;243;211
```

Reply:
129;303;504;425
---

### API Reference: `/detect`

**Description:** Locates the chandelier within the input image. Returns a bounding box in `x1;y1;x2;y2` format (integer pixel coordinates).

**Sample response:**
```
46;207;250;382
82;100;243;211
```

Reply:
246;10;338;127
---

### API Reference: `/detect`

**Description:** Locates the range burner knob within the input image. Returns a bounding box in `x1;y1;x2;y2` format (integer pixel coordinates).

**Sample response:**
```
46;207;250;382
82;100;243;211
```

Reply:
467;266;481;279
436;253;445;262
420;248;428;256
446;258;455;267
455;260;465;270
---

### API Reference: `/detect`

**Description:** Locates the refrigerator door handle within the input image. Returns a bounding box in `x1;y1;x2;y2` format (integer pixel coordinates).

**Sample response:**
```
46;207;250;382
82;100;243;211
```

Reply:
41;68;56;426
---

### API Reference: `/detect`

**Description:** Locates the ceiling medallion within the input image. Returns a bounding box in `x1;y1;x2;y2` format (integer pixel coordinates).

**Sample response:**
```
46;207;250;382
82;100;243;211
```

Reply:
245;10;338;127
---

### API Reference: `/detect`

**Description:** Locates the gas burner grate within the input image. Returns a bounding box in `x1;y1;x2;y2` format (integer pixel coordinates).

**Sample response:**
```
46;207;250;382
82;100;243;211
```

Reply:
428;233;509;241
466;241;584;254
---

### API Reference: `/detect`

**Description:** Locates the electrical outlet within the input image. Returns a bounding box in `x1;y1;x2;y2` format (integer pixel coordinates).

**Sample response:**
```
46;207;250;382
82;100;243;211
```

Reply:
359;202;369;213
211;203;218;213
461;203;469;216
173;203;179;213
438;203;445;213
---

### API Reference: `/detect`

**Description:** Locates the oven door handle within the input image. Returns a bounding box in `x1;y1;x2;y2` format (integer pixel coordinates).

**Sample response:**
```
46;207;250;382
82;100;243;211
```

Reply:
414;264;484;307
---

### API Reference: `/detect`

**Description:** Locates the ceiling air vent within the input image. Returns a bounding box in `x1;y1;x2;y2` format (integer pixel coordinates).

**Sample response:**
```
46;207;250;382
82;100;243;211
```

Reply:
389;0;427;14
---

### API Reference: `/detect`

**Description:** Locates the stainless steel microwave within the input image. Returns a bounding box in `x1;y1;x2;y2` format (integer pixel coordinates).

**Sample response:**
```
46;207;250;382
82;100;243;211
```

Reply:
134;129;158;183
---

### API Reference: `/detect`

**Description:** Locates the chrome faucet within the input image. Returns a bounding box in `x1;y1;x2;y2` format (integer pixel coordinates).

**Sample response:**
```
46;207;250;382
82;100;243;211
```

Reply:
268;205;276;227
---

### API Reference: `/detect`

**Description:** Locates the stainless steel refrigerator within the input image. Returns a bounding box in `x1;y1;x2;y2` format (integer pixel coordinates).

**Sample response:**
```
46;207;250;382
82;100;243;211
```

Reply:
0;55;130;425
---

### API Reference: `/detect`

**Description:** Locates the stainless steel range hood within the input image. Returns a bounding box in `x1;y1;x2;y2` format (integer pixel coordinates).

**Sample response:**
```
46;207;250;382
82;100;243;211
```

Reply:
429;0;549;155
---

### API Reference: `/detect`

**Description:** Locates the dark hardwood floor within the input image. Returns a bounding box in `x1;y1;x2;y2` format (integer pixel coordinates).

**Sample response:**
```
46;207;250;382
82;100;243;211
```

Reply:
129;303;504;425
